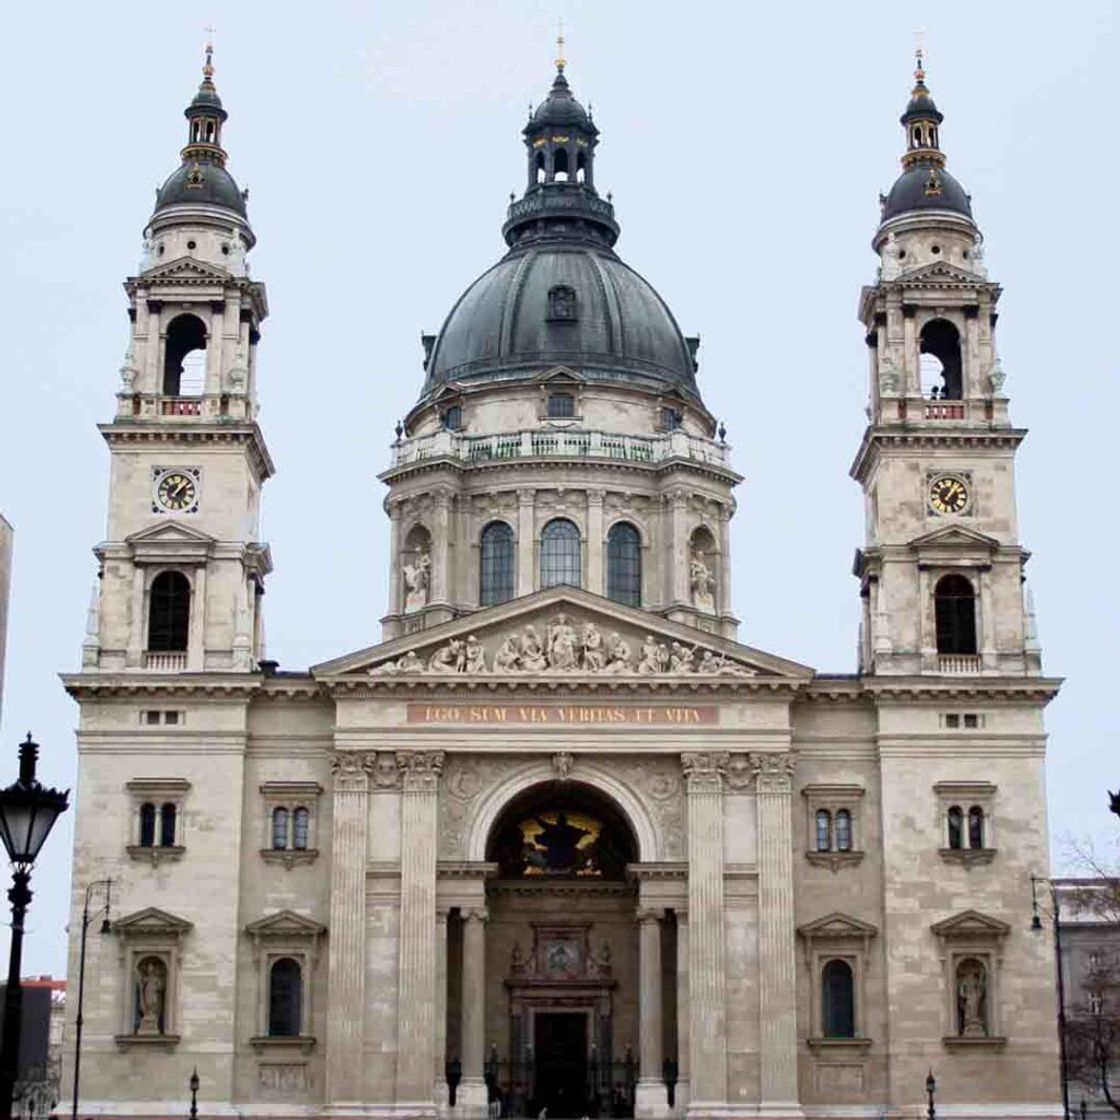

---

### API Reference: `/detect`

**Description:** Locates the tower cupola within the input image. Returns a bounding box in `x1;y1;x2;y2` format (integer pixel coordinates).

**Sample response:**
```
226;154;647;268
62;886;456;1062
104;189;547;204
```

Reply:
878;51;973;228
149;44;252;249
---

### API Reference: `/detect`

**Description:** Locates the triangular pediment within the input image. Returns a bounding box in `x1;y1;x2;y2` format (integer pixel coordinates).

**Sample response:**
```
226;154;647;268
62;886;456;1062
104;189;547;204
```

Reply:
908;523;1001;552
899;261;987;286
112;906;193;936
313;586;813;681
140;256;232;284
930;909;1011;940
798;912;879;940
125;520;217;563
127;521;217;546
535;366;587;385
245;910;326;938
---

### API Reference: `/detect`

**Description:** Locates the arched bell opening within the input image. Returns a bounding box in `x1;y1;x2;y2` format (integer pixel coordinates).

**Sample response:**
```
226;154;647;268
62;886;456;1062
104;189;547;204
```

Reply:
920;318;963;400
445;781;677;1118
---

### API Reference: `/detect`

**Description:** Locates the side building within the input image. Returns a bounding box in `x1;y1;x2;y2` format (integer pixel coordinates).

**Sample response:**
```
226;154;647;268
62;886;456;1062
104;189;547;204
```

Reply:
61;48;1064;1120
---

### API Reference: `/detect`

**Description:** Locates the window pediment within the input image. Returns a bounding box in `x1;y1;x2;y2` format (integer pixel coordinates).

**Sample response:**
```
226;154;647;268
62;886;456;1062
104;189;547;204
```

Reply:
908;523;1000;559
798;912;879;943
931;909;1010;943
126;521;216;564
245;910;326;941
112;907;193;939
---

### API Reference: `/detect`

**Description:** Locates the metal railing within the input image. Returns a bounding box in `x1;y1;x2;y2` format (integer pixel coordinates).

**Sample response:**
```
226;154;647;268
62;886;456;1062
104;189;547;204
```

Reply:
391;428;729;469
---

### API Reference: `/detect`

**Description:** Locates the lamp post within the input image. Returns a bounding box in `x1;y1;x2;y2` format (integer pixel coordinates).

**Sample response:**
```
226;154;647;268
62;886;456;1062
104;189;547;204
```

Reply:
0;734;70;1120
1032;874;1072;1120
71;878;113;1120
189;1068;199;1120
925;1069;936;1120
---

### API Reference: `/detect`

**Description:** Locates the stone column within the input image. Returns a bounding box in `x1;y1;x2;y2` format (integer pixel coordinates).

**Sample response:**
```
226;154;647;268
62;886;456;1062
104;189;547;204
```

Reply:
918;567;935;670
670;490;690;605
387;501;403;619
396;751;444;1108
635;908;667;1117
187;565;206;669
127;566;145;667
902;306;918;395
431;490;452;606
681;752;728;1110
675;912;691;1112
978;568;997;670
434;909;450;1108
717;506;732;621
458;907;490;1116
517;488;535;597
587;489;605;596
750;752;799;1108
326;752;372;1106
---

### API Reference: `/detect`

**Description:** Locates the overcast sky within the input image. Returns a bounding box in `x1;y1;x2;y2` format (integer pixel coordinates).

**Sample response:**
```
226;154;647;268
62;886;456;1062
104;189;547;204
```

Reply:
0;1;1116;976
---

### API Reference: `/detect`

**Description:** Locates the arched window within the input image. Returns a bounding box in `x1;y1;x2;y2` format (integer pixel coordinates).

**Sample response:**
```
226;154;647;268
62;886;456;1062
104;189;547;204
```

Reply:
947;805;964;850
553;147;569;181
548;391;575;417
816;810;832;853
148;571;190;652
535;151;546;184
968;806;985;849
268;958;302;1038
480;521;515;606
163;314;207;396
935;575;977;655
576;150;587;184
835;809;852;852
821;960;855;1038
919;318;963;400
272;807;290;850
293;807;310;851
441;405;463;431
607;522;641;607
139;803;156;848
540;519;581;588
159;802;177;847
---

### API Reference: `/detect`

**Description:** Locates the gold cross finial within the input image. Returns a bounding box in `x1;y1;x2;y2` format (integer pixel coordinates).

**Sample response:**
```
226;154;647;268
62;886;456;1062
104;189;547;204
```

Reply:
913;28;927;81
203;27;216;79
556;18;566;72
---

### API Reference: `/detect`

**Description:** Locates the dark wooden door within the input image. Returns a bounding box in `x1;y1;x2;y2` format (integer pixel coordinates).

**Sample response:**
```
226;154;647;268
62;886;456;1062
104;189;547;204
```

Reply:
534;1012;588;1117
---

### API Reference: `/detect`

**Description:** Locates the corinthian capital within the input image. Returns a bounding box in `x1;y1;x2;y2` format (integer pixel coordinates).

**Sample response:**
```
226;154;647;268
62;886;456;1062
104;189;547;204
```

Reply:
748;752;797;794
396;750;446;792
681;751;730;793
331;751;373;793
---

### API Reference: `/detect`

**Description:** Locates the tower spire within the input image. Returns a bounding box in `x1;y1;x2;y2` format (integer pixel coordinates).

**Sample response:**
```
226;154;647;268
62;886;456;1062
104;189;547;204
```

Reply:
555;20;566;73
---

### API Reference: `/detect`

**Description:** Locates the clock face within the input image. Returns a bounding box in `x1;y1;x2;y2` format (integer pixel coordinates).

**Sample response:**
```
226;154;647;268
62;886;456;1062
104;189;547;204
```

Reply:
155;470;198;512
929;475;969;515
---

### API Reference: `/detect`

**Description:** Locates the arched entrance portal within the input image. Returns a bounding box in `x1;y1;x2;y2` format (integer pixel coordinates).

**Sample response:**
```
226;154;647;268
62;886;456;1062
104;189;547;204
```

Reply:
445;781;678;1118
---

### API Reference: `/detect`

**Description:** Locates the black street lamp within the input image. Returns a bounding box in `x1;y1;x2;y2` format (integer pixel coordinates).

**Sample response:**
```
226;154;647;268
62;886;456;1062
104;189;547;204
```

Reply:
189;1068;200;1120
1032;874;1072;1120
926;1069;937;1120
0;734;69;1120
71;879;113;1120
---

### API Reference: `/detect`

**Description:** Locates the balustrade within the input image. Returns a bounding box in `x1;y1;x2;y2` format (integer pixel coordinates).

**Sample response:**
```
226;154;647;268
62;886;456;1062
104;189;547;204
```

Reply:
144;651;187;671
938;653;982;674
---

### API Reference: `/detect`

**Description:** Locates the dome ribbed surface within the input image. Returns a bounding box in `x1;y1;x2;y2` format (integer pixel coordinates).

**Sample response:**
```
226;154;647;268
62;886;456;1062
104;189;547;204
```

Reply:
881;165;972;222
154;162;246;217
424;244;698;399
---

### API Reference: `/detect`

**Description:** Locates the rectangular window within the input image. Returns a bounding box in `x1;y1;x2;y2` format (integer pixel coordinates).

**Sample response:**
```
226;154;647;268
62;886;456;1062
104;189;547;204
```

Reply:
945;713;961;728
963;713;979;729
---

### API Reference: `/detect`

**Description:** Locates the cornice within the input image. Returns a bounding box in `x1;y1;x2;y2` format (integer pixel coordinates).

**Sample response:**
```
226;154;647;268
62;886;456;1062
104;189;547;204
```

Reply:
850;426;1026;484
861;676;1062;704
62;672;268;700
98;422;275;481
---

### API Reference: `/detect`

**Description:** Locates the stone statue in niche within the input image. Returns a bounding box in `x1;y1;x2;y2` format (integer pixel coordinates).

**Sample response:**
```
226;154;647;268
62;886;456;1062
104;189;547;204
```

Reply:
136;957;167;1035
956;959;987;1037
119;347;138;390
690;551;716;613
403;550;430;612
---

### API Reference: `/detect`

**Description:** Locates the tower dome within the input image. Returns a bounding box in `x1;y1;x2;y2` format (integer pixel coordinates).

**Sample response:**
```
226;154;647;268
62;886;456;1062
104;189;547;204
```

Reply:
150;46;251;232
879;52;974;226
420;57;701;404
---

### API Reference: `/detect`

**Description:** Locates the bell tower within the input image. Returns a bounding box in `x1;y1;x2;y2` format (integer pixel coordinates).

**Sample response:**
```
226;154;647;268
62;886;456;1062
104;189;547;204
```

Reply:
85;46;273;674
852;52;1041;677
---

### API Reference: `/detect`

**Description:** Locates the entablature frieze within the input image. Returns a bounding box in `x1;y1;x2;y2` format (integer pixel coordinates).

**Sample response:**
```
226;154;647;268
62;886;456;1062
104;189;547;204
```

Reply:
98;422;275;481
850;428;1026;486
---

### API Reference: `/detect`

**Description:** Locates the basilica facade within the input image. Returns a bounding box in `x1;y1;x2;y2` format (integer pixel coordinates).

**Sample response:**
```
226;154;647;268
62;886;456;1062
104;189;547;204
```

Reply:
63;46;1063;1120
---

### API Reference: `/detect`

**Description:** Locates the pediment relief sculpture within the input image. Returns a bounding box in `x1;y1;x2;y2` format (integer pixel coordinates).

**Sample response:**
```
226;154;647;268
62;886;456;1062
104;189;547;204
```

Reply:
371;612;756;678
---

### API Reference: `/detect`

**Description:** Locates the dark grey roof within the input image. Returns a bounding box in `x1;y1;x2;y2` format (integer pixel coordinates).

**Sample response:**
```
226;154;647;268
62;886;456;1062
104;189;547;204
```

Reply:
881;164;972;222
531;69;591;128
424;244;699;400
154;160;246;217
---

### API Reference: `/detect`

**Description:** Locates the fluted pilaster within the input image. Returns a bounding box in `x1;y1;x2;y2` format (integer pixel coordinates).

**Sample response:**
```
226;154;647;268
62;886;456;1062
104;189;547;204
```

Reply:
750;751;799;1106
681;752;729;1110
326;751;372;1105
396;750;445;1108
635;907;666;1116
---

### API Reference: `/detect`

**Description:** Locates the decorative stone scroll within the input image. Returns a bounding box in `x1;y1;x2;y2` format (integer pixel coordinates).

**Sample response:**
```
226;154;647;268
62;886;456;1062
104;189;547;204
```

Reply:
681;752;730;794
372;614;756;677
749;752;797;794
330;752;372;793
397;750;445;792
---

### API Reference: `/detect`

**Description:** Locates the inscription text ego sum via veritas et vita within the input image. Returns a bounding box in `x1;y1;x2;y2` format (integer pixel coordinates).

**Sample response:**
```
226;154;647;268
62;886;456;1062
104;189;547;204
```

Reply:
406;703;719;726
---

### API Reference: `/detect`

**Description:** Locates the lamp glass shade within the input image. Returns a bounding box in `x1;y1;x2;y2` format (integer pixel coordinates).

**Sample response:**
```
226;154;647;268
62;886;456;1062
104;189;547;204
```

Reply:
0;783;69;865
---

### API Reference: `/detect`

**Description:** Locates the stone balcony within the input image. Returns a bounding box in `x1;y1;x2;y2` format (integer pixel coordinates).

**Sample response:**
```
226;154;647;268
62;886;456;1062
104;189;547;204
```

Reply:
387;428;731;470
115;393;253;422
877;396;1011;426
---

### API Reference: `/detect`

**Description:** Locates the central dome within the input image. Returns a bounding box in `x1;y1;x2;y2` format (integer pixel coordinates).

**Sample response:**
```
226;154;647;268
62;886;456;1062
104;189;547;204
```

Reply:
424;243;699;399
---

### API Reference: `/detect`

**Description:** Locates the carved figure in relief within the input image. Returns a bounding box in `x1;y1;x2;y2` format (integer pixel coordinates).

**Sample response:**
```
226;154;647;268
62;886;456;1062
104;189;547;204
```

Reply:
605;633;633;673
669;643;695;673
464;634;487;673
690;551;716;613
403;550;431;611
582;623;605;671
547;614;579;670
119;347;138;389
637;636;661;674
957;960;987;1037
511;942;527;972
428;641;460;673
519;626;548;671
136;957;166;1034
396;650;423;673
592;939;613;976
494;634;521;672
